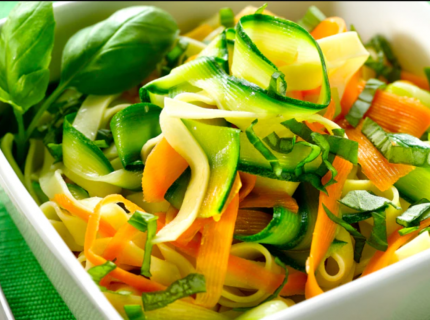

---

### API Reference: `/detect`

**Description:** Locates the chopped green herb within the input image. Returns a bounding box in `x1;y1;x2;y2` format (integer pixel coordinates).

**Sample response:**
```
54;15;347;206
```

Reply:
88;261;117;290
128;211;158;278
263;132;296;154
323;204;366;262
342;212;373;224
339;190;399;212
282;119;358;164
367;210;388;251
311;132;337;187
141;273;206;311
345;79;385;127
124;305;146;320
333;128;345;137
398;226;419;236
365;35;401;82
362;117;430;167
246;120;283;177
396;201;430;227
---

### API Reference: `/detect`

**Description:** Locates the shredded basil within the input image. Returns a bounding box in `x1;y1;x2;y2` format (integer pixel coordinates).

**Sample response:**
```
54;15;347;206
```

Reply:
282;119;358;164
219;7;235;28
263;132;296;154
345;79;385;127
339;190;400;212
323;135;358;165
246;120;283;177
398;226;419;236
297;6;326;32
333;128;345;137
396;201;430;228
365;35;401;82
323;204;366;263
124;305;146;320
338;190;396;252
342;212;373;224
282;118;313;142
311;132;337;187
362;117;430;167
88;261;117;290
367;210;388;251
141;273;206;311
128;211;158;278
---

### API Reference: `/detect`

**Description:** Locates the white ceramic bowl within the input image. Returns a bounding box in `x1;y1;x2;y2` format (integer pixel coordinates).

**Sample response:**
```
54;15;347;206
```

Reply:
1;2;430;319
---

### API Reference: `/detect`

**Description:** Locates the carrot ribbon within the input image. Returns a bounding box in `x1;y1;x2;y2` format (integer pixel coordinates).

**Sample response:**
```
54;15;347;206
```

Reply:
305;157;353;299
142;137;188;203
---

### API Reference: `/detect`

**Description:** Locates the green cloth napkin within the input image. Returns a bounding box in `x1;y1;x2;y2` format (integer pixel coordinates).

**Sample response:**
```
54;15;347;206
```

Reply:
0;187;74;320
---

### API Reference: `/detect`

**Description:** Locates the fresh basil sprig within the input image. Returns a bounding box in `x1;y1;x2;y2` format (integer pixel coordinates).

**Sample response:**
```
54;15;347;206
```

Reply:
0;2;55;161
26;6;178;140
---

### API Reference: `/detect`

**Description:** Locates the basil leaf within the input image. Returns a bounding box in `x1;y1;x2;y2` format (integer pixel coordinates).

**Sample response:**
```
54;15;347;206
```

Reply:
345;79;385;127
362;117;430;167
367;210;388;251
234;257;288;312
246;120;283;177
141;273;206;311
128;211;158;278
332;128;345;137
365;35;401;82
0;2;55;112
323;204;366;263
124;305;146;320
282;119;358;164
297;6;326;32
325;239;348;258
263;132;296;154
322;135;358;165
396;202;430;227
311;132;337;187
342;211;373;224
61;6;178;95
398;226;419;236
339;190;400;212
88;260;117;289
282;118;313;142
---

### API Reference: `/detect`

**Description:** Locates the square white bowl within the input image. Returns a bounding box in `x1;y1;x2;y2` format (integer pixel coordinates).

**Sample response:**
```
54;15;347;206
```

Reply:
1;2;430;319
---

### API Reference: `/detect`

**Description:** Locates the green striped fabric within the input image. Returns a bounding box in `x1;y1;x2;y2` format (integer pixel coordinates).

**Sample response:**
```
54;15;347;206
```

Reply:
0;187;74;320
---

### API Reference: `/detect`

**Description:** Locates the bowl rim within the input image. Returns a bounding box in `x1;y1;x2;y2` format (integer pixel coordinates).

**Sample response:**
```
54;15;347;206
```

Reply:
1;2;430;319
